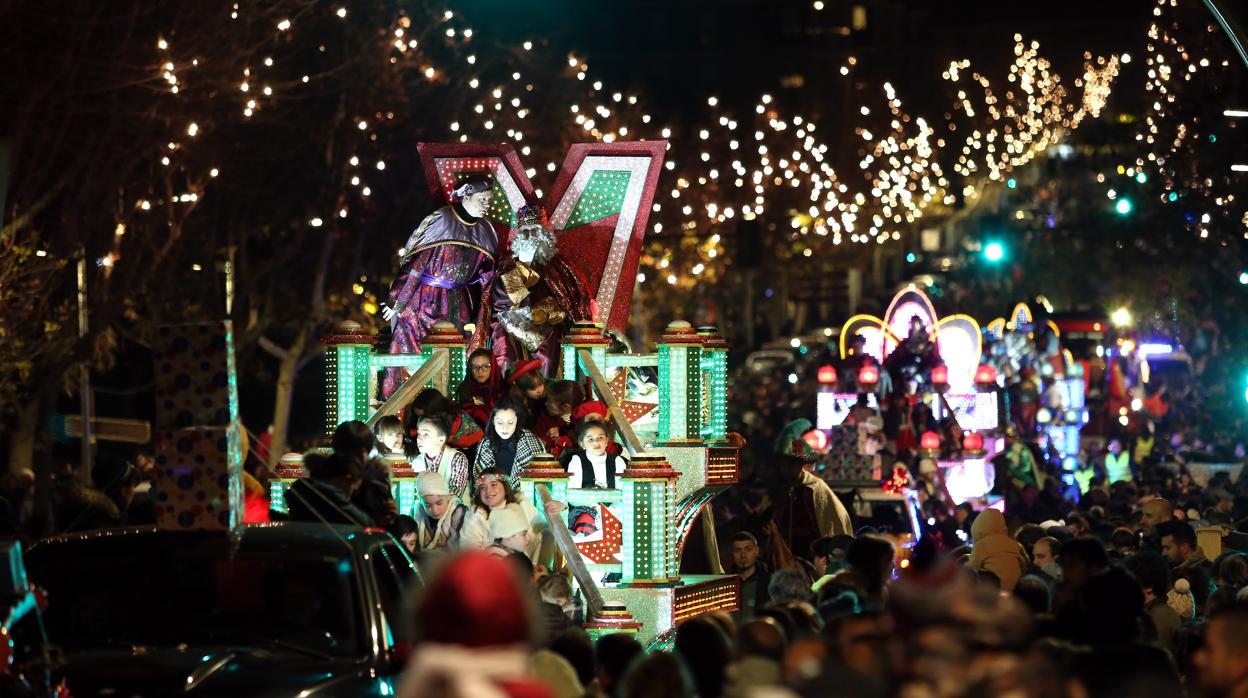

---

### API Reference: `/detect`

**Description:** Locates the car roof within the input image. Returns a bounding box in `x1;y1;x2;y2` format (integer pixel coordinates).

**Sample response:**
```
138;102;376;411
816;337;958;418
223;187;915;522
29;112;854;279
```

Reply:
30;522;394;556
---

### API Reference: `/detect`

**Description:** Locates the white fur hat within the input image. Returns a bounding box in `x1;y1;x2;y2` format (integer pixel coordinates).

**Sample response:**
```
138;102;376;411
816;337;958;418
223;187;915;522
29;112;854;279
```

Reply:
489;504;530;539
417;471;451;497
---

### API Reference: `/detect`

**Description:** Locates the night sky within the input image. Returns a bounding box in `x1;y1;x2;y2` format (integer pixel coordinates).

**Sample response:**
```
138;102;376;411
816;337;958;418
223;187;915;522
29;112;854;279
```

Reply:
457;0;1151;120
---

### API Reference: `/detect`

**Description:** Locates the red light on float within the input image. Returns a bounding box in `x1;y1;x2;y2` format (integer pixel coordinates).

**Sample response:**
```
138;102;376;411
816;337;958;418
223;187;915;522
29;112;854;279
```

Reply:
975;364;998;389
919;430;941;456
930;364;949;392
963;432;985;456
858;364;879;387
817;365;838;384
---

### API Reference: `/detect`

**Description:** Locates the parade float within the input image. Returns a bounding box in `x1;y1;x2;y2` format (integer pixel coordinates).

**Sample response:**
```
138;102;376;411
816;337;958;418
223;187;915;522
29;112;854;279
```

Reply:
817;285;1005;507
272;141;739;647
984;301;1089;489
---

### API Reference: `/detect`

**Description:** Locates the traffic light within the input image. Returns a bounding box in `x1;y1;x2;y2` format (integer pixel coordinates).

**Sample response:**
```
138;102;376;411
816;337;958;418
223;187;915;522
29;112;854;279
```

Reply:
982;241;1005;263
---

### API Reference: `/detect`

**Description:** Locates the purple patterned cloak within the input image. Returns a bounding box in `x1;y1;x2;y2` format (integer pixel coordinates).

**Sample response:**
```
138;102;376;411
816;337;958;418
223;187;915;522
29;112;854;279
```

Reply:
382;204;497;398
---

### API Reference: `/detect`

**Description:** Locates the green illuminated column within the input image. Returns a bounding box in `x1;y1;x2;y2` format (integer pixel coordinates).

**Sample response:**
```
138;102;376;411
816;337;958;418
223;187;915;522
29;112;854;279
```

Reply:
269;452;306;514
322;321;374;437
421;320;469;391
657;321;703;444
697;326;729;444
518;453;570;520
560;321;611;396
618;453;679;584
381;454;419;518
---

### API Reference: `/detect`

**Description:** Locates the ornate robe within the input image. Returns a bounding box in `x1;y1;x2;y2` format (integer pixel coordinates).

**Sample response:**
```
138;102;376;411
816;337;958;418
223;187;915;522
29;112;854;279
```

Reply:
488;255;593;376
383;204;497;398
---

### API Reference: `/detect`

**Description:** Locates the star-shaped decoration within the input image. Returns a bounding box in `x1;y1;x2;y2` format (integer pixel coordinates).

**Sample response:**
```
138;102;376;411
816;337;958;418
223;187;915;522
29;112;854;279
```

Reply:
576;504;623;564
607;369;657;423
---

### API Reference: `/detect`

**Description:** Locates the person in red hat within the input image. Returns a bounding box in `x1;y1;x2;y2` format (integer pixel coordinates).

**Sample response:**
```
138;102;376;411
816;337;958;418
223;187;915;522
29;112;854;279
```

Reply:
508;359;548;430
396;552;554;698
532;380;584;453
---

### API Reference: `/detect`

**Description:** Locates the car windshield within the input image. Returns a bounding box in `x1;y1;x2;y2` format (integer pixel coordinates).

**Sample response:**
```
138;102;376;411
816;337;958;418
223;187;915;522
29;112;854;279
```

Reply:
855;499;912;537
26;534;363;657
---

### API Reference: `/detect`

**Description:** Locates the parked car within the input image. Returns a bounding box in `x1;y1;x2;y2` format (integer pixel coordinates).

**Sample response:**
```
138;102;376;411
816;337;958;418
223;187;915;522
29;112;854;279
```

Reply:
25;523;418;697
2;539;68;698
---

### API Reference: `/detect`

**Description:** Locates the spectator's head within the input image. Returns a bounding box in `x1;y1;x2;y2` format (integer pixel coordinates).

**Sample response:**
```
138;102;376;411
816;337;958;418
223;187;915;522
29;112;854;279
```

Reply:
846;534;896;594
303;452;364;495
811;534;855;577
1140;497;1174;535
1014;523;1045;553
1194;603;1248;697
1111;526;1139;556
331;420;374;463
1014;575;1052;615
731;532;760;573
768;568;813;605
412;551;533;648
1060;537;1110;592
1033;537;1061;568
415;415;450;458
1157;519;1199;567
595;633;643;698
546;380;585;417
548;627;595;689
620;650;693;698
1217;554;1248;590
1124;550;1171;602
473;467;519;510
373;416;405;456
92;453;140;510
738;617;787;661
674;616;730;698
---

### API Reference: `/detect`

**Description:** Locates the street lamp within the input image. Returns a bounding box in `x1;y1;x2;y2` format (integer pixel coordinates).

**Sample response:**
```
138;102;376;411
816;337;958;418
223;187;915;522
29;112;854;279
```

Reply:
1111;307;1132;327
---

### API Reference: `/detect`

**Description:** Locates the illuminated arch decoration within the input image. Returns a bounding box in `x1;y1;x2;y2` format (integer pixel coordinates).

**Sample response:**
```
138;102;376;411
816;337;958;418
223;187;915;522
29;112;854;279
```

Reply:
838;284;984;391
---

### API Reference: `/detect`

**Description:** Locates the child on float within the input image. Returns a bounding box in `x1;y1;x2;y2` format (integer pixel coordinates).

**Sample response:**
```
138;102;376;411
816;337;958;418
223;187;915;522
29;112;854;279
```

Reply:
487;504;534;559
551;400;624;457
456;348;505;429
412;471;490;554
473;466;560;567
406;387;484;457
372;415;415;462
507;358;548;429
474;397;546;490
414;415;471;501
560;420;629;490
533;379;584;452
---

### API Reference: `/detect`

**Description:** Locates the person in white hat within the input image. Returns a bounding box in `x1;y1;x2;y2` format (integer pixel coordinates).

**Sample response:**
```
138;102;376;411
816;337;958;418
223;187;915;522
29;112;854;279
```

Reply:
488;504;533;557
414;471;490;552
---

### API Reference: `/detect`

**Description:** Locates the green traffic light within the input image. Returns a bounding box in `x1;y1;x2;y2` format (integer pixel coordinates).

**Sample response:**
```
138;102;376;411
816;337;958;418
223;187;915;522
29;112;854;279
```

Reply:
983;242;1005;262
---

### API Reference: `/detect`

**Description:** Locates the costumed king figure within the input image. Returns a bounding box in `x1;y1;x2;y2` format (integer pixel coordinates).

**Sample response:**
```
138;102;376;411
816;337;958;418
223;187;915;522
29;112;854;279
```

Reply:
489;203;593;376
382;179;498;398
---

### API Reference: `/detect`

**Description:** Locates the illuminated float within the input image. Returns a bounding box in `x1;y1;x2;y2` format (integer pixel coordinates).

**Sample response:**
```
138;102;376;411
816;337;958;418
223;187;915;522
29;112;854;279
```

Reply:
281;142;740;647
985;301;1088;488
817;285;1003;505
